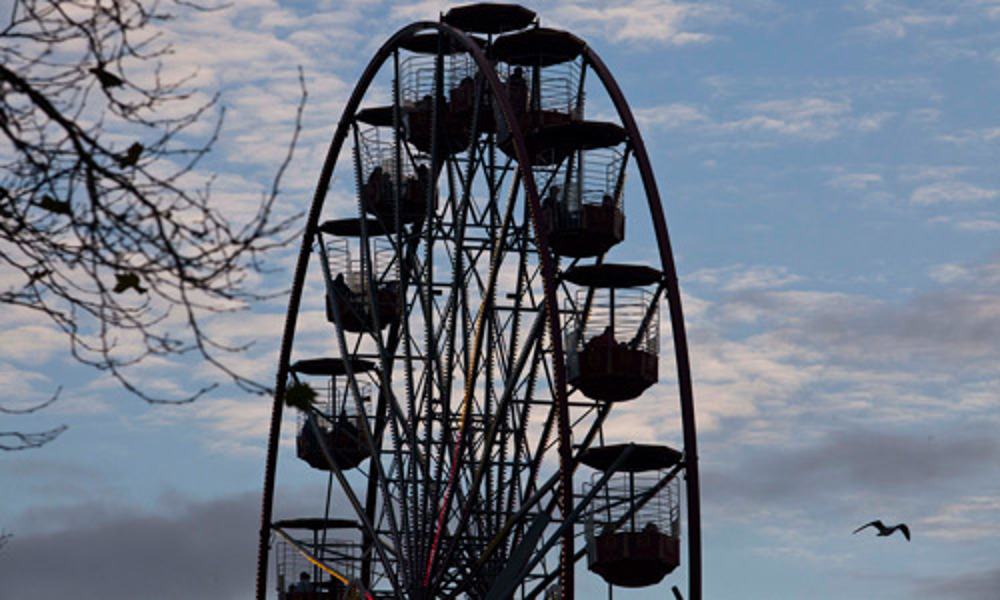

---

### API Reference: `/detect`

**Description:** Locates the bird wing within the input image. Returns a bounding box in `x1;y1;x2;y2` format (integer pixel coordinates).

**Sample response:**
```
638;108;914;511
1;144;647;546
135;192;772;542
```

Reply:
895;524;911;541
853;520;882;534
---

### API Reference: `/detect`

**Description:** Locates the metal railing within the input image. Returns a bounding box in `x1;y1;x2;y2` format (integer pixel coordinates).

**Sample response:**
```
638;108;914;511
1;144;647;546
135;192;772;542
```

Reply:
274;537;362;599
355;126;420;183
295;381;372;427
565;289;659;355
325;238;398;293
399;54;475;107
583;470;681;538
541;149;625;231
496;60;584;118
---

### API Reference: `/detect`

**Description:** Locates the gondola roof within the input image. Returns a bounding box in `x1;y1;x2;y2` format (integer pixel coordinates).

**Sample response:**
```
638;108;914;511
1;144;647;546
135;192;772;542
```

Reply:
442;3;536;34
493;27;586;66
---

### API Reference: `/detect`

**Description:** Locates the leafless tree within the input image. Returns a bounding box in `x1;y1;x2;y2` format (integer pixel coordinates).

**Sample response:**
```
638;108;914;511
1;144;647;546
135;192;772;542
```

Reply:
1;1;305;448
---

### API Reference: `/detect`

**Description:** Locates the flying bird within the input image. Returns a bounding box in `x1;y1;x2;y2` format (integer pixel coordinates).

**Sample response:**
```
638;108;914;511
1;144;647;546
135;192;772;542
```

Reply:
853;520;910;541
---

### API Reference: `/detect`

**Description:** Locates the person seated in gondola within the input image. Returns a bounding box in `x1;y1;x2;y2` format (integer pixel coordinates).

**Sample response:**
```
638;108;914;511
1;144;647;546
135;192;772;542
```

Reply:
543;185;560;212
290;571;315;593
331;272;352;298
365;166;386;203
450;76;474;112
365;165;381;191
406;163;430;207
586;326;615;350
507;66;528;113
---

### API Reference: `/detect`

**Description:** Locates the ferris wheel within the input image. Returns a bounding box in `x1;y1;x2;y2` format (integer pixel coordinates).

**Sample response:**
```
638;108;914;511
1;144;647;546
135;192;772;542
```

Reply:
256;4;702;599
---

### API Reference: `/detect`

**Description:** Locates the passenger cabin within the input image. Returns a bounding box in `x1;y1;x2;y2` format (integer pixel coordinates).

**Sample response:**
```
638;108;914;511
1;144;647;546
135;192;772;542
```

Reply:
537;134;629;258
582;444;682;588
319;220;402;333
273;518;364;600
491;27;587;156
564;264;661;402
351;119;434;226
289;358;375;471
396;33;488;155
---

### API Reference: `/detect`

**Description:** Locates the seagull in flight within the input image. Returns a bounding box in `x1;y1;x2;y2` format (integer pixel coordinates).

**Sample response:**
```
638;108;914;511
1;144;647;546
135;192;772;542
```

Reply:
853;520;910;541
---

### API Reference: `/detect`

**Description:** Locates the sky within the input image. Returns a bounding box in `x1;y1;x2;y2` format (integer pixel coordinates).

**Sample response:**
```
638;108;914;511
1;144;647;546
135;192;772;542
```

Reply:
2;0;1000;598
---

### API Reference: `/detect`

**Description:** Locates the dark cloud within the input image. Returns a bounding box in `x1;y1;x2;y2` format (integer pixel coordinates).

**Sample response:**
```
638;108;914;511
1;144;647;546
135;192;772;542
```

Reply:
0;492;259;600
0;456;116;507
803;290;1000;366
705;427;1000;512
914;566;1000;600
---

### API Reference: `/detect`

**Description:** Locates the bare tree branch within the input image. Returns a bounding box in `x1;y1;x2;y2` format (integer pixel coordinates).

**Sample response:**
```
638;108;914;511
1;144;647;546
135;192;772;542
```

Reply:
0;386;61;415
1;1;305;446
0;426;68;450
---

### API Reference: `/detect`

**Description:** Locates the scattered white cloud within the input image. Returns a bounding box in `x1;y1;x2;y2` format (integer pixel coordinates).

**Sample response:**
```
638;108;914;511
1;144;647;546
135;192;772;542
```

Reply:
136;393;276;456
634;103;710;130
900;165;971;182
689;264;802;292
907;107;942;123
921;494;1000;541
852;13;957;39
679;256;1000;457
911;180;999;205
954;218;1000;231
927;257;1000;287
0;364;54;405
849;1;959;40
638;96;893;141
0;324;65;365
977;0;1000;18
723;98;891;140
551;0;729;46
827;172;883;190
938;125;1000;145
928;262;974;284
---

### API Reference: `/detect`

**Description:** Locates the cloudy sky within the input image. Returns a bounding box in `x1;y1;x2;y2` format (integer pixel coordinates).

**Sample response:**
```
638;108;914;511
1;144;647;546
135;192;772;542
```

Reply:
2;0;1000;598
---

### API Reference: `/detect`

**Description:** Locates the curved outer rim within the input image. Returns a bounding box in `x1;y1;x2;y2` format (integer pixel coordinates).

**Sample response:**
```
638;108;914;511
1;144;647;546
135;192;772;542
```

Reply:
582;47;702;600
255;20;701;600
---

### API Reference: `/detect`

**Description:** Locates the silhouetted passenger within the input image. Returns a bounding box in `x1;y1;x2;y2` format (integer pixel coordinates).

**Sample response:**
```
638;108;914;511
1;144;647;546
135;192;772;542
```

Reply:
508;66;528;112
290;571;314;592
543;185;561;210
451;76;474;112
587;326;615;350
